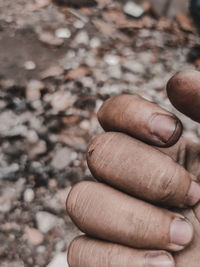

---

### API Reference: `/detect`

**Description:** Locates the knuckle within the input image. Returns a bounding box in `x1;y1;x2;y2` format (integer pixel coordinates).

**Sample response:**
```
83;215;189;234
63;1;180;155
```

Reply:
160;164;178;203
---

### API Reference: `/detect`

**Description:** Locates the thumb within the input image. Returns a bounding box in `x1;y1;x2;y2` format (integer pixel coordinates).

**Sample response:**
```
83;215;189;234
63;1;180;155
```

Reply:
167;70;200;123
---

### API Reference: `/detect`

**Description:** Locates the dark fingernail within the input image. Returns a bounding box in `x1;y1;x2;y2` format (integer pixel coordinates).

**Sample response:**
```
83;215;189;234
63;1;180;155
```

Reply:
170;218;193;251
184;181;200;206
145;252;174;267
150;115;179;144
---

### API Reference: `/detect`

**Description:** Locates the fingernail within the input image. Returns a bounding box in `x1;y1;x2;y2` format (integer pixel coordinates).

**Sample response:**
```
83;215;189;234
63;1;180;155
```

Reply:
150;115;178;144
170;218;193;250
145;252;174;267
184;181;200;206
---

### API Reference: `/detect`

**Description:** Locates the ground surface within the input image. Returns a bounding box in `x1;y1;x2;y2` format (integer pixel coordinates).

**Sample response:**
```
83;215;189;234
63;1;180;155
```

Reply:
0;0;200;266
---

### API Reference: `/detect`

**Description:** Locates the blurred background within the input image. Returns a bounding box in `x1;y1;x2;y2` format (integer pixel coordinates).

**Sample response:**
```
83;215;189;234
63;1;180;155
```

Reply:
0;0;200;266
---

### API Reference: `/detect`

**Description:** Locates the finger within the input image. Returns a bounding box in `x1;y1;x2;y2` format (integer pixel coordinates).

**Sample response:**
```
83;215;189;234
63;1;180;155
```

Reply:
97;94;182;147
158;137;200;179
167;70;200;123
68;236;175;267
66;181;194;252
87;132;200;208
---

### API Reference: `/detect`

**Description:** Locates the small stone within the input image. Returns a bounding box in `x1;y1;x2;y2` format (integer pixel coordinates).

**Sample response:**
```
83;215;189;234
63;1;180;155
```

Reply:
55;28;71;39
26;80;44;101
104;54;119;66
24;61;36;70
108;65;122;79
51;147;73;170
79;119;90;130
0;179;25;213
50;91;72;112
39;32;64;46
123;2;145;18
36;211;64;234
41;65;64;79
35;0;50;8
123;61;145;74
25;226;44;245
1;261;24;267
37;246;46;253
74;31;89;45
64;66;90;80
24;188;35;203
47;252;68;267
90;37;101;48
55;240;65;251
0;222;21;232
27;140;47;158
0;163;20;179
74;20;85;29
48;179;57;190
26;130;39;143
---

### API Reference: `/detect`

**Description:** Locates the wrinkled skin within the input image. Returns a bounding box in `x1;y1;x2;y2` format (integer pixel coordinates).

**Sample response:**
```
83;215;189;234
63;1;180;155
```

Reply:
66;70;200;267
161;138;200;266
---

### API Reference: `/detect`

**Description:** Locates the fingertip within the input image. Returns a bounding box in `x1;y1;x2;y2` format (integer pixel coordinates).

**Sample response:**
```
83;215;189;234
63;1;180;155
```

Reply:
145;251;175;267
169;217;194;251
184;181;200;207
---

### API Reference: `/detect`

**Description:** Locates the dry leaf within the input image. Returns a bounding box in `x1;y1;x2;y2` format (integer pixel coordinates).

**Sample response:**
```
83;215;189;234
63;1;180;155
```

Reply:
93;19;115;35
176;13;195;33
63;66;91;80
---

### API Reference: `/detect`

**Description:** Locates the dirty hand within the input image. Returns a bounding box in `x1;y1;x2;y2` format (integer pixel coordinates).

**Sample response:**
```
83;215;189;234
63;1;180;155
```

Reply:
66;70;200;267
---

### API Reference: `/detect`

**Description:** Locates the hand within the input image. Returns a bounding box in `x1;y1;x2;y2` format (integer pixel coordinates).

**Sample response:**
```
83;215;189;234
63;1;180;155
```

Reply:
66;70;200;267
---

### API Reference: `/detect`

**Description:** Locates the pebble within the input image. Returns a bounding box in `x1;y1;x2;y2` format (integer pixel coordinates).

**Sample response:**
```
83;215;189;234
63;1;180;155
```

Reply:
0;179;25;213
90;37;101;48
104;54;119;66
74;20;85;29
38;32;64;46
74;31;89;45
123;2;145;18
36;211;64;234
47;252;68;267
108;65;122;79
25;226;44;245
24;188;35;203
1;261;25;267
35;0;50;8
26;80;45;101
26;130;39;143
24;61;36;70
51;147;74;170
123;61;145;74
28;140;47;158
41;65;64;79
79;119;90;130
55;28;71;39
50;91;72;112
0;163;20;179
55;240;65;252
